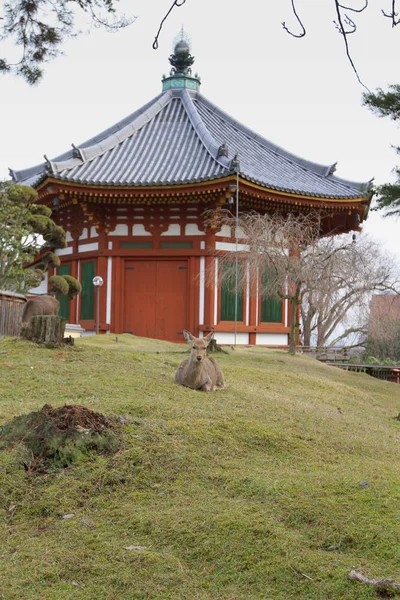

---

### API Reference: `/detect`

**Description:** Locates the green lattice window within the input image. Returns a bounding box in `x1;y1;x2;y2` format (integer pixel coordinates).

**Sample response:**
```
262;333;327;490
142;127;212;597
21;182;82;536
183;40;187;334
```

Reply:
220;263;243;321
120;242;153;249
261;271;282;323
57;264;71;320
80;261;95;320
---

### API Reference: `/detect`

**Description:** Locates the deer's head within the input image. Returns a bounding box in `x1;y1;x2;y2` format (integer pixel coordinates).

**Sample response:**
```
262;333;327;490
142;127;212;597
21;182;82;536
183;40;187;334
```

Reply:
183;330;214;362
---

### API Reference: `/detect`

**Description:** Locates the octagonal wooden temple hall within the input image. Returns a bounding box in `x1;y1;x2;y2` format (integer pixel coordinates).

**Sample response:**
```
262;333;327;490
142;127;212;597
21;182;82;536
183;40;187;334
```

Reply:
12;38;371;345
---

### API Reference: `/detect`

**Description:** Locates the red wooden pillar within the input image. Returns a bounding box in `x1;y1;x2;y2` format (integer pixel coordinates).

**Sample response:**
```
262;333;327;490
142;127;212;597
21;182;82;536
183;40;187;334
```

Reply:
203;229;216;329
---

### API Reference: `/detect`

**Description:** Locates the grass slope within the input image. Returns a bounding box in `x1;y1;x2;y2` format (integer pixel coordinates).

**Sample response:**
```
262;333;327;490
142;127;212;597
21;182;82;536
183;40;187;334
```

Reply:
0;335;399;600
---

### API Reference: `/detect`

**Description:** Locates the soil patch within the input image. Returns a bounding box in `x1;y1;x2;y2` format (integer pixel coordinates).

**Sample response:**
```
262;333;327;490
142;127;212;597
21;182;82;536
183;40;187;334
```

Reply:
0;404;121;472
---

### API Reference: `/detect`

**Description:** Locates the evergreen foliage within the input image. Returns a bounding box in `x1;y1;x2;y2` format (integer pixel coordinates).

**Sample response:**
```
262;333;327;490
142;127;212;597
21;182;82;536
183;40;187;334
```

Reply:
363;84;400;215
0;181;79;296
0;0;135;84
48;275;69;296
62;274;82;299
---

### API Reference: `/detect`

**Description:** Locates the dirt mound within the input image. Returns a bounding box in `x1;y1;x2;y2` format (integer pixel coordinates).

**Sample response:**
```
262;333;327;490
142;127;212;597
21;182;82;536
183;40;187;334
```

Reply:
38;404;114;434
0;404;120;472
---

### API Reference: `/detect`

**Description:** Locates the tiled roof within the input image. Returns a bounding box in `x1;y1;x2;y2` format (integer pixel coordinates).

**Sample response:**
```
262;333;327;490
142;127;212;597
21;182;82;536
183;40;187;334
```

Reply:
11;88;369;199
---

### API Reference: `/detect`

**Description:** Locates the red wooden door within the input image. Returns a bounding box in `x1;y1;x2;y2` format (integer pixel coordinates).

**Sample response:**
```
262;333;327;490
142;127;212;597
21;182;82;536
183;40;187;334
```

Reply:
124;260;188;342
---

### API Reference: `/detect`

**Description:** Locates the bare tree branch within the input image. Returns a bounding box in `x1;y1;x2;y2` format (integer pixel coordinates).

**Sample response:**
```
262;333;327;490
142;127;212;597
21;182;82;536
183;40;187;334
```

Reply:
152;0;187;50
338;0;368;13
282;0;306;38
333;0;370;90
382;0;400;26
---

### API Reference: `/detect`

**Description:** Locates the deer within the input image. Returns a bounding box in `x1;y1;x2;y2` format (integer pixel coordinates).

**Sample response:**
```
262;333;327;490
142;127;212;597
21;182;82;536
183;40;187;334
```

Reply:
21;295;60;325
175;330;226;392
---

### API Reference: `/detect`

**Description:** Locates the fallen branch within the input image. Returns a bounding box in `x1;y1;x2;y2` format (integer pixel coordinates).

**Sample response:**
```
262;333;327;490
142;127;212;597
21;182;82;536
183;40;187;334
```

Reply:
348;570;400;595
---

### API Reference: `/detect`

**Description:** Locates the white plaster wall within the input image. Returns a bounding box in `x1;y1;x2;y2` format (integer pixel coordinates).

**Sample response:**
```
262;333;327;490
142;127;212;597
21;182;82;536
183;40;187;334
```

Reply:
90;226;99;238
108;241;113;250
109;224;128;236
213;332;249;345
161;224;181;236
79;228;88;240
216;225;231;237
56;247;73;256
256;333;288;346
78;242;98;253
215;242;249;251
185;224;205;236
66;231;73;242
132;224;151;236
28;271;48;295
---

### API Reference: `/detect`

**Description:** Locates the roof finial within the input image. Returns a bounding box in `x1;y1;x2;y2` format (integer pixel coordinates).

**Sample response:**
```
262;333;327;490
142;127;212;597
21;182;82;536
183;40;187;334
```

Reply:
162;31;201;92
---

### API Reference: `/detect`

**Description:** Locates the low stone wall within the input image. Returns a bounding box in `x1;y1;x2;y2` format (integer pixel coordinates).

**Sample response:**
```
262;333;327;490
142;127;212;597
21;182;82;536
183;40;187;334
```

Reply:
0;290;27;338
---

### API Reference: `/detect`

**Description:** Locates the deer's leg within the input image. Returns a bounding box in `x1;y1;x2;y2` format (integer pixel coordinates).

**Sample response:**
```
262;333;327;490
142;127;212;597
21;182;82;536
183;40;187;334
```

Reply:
199;378;214;392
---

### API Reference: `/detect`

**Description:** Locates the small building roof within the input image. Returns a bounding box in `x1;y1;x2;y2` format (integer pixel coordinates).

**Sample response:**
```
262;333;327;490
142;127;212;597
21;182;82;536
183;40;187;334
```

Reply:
12;42;370;201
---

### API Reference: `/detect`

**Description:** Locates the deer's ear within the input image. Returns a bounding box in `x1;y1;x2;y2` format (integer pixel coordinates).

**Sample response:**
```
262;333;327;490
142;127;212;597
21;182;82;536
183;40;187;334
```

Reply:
183;330;194;344
204;332;214;344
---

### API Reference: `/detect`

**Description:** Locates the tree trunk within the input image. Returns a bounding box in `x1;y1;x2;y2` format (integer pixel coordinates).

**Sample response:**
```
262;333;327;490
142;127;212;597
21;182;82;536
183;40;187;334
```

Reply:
22;315;66;346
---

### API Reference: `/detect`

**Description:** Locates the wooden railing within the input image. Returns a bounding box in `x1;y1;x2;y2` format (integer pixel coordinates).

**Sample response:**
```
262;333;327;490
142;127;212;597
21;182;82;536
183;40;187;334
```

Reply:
326;363;400;384
298;346;351;362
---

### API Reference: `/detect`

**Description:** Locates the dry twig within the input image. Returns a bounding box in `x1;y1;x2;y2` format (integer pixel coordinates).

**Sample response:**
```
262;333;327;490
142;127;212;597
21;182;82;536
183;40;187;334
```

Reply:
348;570;400;595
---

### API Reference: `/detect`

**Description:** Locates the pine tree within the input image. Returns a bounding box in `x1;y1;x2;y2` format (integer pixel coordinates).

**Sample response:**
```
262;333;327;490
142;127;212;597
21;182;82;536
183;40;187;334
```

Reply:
0;182;80;297
363;84;400;216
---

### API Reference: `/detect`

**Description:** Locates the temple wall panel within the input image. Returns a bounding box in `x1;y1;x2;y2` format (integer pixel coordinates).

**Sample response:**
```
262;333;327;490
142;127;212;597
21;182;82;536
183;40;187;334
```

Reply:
216;225;231;237
256;333;288;346
78;242;98;253
132;224;151;236
185;224;205;236
109;224;128;236
56;247;73;256
79;228;89;240
214;333;249;345
161;224;181;236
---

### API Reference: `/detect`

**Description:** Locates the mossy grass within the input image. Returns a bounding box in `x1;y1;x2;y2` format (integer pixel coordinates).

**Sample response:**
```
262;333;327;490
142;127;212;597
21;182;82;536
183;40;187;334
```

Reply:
0;335;399;599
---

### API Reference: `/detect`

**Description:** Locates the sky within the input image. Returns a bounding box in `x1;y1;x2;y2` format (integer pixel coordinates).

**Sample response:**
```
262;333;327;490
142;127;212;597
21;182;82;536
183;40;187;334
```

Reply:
1;0;399;259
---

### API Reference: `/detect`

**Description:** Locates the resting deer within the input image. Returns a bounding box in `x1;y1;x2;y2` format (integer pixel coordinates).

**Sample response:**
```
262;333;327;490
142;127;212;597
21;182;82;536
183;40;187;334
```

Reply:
175;330;225;392
21;295;60;325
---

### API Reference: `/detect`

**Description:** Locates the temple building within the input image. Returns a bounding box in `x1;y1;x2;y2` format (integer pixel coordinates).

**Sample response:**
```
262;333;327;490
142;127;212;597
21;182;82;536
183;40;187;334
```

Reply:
11;38;371;345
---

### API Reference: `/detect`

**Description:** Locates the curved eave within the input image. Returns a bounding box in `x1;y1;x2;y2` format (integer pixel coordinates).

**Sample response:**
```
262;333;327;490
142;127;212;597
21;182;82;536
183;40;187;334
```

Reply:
36;174;370;207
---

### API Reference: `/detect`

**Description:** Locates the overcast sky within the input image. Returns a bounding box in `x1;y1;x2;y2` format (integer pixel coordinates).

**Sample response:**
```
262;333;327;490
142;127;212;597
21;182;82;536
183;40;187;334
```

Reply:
1;0;399;258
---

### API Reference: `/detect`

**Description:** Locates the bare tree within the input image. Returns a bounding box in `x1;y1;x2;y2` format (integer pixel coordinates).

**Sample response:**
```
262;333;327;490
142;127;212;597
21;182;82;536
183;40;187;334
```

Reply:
207;210;400;355
301;234;400;349
209;211;325;355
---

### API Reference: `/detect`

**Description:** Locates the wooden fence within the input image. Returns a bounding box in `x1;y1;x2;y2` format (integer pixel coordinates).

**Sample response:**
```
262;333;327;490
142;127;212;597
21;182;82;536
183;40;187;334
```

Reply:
326;363;400;384
298;346;350;362
0;290;27;338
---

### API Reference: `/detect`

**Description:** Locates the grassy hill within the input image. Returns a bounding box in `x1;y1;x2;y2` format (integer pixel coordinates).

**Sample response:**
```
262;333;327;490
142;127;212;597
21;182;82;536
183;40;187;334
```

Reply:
0;335;399;600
